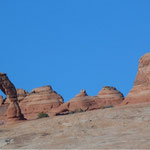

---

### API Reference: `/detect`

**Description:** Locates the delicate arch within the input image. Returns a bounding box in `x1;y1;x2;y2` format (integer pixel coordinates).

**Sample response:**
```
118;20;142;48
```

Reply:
0;73;25;120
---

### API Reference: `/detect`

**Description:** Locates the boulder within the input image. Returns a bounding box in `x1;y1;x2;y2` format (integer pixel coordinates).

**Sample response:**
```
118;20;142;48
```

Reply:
20;85;64;119
122;53;150;105
51;87;124;116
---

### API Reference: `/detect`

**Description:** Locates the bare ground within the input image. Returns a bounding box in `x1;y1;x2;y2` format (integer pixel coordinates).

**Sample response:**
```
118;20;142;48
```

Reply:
0;103;150;149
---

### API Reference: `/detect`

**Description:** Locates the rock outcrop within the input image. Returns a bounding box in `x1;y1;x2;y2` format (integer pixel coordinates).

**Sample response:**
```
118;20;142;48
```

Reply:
0;73;25;120
16;89;29;102
98;86;124;105
51;87;124;116
123;53;150;104
19;85;64;119
0;95;3;106
75;89;88;97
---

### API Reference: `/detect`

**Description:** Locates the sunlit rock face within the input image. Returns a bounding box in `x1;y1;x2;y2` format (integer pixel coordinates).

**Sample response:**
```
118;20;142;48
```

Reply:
0;73;25;120
16;89;29;102
97;86;124;105
122;53;150;105
50;87;124;116
19;85;64;119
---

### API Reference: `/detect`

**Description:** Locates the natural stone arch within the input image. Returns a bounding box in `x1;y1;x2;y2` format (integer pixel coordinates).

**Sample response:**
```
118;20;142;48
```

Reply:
0;73;25;120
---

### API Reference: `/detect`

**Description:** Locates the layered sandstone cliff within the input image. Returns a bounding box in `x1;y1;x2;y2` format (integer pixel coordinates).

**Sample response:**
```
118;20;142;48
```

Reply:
123;53;150;104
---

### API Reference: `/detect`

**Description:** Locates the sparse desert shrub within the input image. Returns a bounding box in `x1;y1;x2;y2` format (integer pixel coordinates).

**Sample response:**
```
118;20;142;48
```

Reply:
104;105;114;108
69;111;75;114
76;108;84;113
100;105;113;109
69;109;84;115
100;105;105;109
38;112;49;119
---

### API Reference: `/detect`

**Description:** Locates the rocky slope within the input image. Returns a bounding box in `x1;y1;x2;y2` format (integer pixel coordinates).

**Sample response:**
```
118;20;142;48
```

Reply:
0;103;150;149
123;53;150;104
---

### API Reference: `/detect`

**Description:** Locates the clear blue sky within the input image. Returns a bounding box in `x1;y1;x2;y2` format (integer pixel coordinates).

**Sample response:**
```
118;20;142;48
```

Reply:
0;0;150;102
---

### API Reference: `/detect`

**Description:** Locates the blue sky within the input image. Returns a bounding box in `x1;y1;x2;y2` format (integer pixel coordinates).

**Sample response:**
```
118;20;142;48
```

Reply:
0;0;150;102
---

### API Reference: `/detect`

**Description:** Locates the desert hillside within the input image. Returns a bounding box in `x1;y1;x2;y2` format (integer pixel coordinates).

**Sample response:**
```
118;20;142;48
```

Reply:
1;103;150;149
1;0;150;149
1;53;150;149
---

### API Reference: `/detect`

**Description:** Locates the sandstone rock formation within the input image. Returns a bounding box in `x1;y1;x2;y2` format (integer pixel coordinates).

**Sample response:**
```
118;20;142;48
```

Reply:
123;53;150;104
75;89;88;97
0;73;25;120
4;89;29;104
51;87;124;116
16;89;29;102
0;95;3;106
19;85;64;119
98;86;124;105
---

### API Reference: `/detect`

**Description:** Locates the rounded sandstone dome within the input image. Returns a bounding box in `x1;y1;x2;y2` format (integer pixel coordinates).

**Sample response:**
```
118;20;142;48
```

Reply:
30;85;53;93
19;85;64;119
98;86;124;103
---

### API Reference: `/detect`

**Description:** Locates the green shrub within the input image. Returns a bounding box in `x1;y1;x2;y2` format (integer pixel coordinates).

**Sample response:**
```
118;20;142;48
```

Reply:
38;112;49;119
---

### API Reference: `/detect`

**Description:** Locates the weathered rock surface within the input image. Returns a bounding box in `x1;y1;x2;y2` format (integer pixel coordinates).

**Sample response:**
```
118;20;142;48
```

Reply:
16;89;28;102
123;53;150;105
98;86;124;105
0;73;25;120
0;95;3;106
1;103;150;149
75;89;88;97
19;85;64;119
51;87;124;115
5;89;29;104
